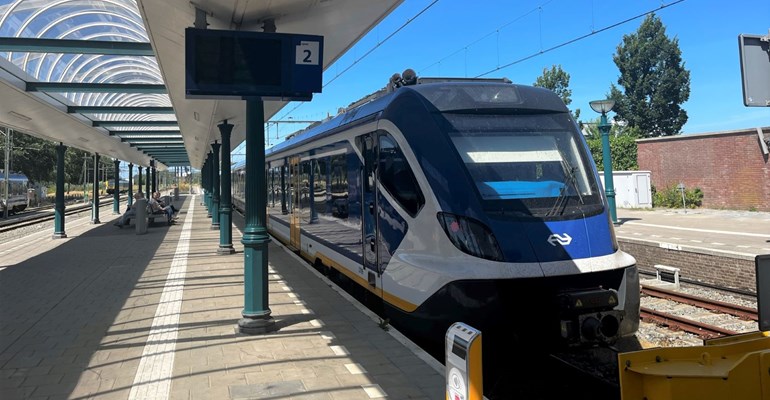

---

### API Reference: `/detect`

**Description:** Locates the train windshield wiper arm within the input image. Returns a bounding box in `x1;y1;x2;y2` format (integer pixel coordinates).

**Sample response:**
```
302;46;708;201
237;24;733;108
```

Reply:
561;158;583;205
547;155;583;216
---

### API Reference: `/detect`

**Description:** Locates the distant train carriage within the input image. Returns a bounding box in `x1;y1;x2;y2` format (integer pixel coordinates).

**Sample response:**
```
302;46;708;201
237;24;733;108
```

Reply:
0;171;29;213
231;75;640;390
106;179;129;194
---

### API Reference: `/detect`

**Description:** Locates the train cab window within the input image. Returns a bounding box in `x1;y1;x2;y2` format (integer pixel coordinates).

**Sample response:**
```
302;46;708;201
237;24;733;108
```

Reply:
445;113;603;218
378;134;424;217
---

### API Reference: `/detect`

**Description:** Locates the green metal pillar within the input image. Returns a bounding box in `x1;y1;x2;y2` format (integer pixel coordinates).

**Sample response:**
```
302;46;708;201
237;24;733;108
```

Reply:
238;98;275;334
113;159;120;214
91;153;100;224
205;152;213;218
137;165;143;197
127;163;134;207
211;141;221;229
218;121;235;255
200;159;206;205
281;164;287;214
308;156;318;224
145;163;150;199
53;143;67;239
151;162;157;194
599;112;618;224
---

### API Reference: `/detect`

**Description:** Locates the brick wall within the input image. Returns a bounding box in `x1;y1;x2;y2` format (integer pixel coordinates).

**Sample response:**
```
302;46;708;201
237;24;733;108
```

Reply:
620;240;756;292
636;128;770;211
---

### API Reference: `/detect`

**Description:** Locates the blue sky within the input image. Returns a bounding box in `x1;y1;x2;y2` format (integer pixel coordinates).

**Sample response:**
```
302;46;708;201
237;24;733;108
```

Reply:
258;0;769;147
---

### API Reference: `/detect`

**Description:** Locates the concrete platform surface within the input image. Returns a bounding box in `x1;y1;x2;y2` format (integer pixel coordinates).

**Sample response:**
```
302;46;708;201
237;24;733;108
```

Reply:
0;195;444;400
616;208;770;257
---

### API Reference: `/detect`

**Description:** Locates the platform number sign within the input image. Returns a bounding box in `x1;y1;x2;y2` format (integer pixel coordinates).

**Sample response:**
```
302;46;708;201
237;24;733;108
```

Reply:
296;41;320;66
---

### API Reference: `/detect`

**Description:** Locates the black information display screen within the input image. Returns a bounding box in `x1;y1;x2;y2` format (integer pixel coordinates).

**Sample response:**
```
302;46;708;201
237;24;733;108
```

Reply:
194;35;282;87
185;28;323;99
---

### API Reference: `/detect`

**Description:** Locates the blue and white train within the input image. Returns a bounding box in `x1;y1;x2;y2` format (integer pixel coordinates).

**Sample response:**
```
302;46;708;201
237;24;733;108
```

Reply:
232;75;640;361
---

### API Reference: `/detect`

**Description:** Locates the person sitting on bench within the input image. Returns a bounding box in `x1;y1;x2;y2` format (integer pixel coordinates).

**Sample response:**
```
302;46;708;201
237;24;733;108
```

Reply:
113;192;145;228
153;192;179;214
149;191;174;223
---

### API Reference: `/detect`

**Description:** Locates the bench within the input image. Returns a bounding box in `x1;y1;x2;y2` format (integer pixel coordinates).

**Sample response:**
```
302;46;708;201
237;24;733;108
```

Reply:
147;209;172;226
119;209;169;227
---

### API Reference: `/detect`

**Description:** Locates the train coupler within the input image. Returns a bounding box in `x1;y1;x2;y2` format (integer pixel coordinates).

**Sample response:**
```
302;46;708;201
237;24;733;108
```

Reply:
557;288;624;345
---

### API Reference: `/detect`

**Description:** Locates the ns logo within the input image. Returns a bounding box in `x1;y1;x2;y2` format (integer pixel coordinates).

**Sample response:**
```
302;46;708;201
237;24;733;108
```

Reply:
547;233;573;246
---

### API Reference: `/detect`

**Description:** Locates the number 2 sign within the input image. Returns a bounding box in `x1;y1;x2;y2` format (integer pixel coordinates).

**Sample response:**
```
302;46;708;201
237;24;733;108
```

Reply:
296;41;320;66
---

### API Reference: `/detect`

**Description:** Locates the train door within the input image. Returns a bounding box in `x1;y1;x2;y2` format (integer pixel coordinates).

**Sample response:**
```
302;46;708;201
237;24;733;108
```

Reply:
359;133;384;296
289;156;301;250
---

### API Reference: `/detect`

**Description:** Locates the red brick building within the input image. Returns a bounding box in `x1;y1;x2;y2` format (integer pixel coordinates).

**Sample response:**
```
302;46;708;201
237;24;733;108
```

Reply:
636;127;770;211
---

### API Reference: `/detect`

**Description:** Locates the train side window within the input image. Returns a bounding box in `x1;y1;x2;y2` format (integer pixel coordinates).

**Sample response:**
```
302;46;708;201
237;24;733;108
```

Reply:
315;157;330;217
330;154;349;219
378;133;424;217
299;161;311;210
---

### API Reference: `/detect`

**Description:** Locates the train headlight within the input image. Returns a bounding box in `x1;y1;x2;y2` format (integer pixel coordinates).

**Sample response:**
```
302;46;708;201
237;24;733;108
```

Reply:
437;212;504;261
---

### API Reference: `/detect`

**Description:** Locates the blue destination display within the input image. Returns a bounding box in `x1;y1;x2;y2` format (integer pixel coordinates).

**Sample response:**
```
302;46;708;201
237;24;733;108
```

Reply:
477;180;564;200
185;28;323;100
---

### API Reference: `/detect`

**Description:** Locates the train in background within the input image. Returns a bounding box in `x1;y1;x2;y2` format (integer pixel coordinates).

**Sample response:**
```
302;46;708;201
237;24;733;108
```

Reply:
231;73;640;388
106;179;129;195
0;171;29;214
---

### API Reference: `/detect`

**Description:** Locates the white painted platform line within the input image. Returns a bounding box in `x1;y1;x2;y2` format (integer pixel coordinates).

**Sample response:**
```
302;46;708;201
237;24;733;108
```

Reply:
345;363;367;374
330;345;349;356
362;384;387;398
623;222;770;238
128;198;195;400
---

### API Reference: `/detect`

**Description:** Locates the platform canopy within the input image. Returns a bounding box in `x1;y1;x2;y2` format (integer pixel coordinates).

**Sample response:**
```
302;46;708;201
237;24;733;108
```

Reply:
0;0;402;169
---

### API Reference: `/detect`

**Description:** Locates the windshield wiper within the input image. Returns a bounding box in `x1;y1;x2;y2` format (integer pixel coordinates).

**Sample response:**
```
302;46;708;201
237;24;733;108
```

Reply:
546;154;584;216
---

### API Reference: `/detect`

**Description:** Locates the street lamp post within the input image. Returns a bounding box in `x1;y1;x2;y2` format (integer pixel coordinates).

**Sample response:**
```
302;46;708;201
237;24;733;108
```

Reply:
589;99;618;225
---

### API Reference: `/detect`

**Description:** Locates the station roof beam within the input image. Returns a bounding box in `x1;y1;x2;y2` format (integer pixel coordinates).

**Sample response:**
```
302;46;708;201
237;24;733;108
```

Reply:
0;38;155;56
69;106;174;114
26;83;167;94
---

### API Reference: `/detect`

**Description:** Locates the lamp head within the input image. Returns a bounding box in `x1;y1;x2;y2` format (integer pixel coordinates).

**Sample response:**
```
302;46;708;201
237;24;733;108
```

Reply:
589;99;615;114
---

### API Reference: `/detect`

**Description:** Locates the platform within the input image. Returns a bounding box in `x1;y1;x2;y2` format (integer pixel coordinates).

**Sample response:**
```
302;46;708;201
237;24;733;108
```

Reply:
0;195;444;399
615;208;770;292
616;208;770;256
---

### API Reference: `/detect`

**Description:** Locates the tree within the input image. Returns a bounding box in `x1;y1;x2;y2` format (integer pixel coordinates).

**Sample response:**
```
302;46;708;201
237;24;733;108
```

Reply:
581;117;638;139
609;14;690;137
586;134;639;171
533;64;580;121
65;147;89;188
0;129;56;183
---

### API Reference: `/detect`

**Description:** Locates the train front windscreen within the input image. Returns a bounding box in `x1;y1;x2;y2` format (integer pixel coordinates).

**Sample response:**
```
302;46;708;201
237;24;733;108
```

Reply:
445;112;604;219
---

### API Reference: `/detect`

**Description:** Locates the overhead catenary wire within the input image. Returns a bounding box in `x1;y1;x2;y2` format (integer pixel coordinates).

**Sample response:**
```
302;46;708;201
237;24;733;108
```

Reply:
275;0;440;124
475;0;686;77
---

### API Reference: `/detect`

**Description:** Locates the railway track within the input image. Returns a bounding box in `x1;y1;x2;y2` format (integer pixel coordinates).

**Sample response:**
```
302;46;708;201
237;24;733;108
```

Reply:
639;284;758;339
0;196;122;233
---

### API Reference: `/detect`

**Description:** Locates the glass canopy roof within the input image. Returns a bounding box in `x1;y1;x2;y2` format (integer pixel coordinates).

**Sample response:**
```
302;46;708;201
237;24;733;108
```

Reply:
0;0;185;165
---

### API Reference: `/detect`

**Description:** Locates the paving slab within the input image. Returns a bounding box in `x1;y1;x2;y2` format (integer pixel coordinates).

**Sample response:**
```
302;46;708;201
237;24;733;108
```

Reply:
0;194;444;400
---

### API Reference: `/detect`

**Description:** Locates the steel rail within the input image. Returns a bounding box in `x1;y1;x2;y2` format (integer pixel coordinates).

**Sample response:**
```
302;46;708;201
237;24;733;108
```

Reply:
641;285;758;321
639;307;740;339
0;196;122;233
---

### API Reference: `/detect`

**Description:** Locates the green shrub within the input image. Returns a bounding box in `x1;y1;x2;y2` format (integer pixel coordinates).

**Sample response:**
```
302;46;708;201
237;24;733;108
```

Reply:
586;134;638;171
652;184;703;208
